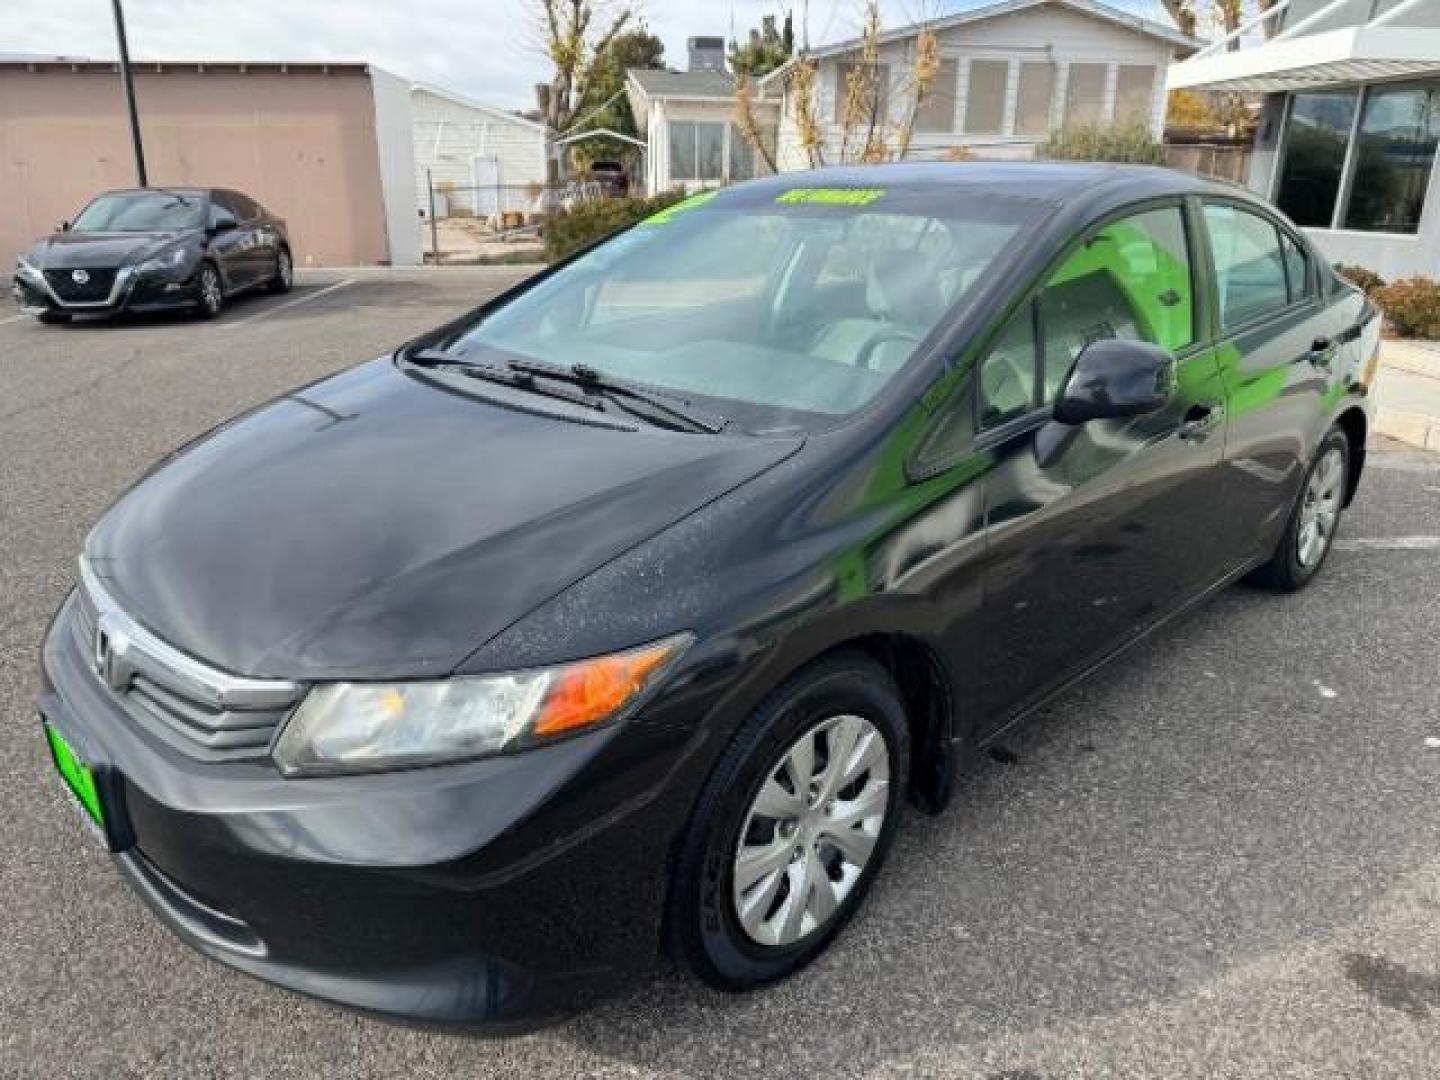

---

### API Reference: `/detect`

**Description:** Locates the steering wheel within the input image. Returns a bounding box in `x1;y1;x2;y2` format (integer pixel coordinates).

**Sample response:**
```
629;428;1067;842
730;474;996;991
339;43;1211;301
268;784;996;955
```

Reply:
856;327;923;371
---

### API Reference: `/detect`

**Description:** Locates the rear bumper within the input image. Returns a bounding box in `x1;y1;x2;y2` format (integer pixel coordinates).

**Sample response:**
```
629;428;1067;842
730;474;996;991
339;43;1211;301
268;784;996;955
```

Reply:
38;591;711;1027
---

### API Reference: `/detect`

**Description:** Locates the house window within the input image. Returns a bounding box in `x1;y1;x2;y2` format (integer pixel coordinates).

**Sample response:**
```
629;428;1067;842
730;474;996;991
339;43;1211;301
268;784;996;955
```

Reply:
1274;90;1360;228
729;124;756;181
669;121;725;182
964;60;1008;134
1342;81;1440;234
1016;62;1056;137
1063;63;1107;129
834;62;890;126
1114;65;1156;126
915;58;959;134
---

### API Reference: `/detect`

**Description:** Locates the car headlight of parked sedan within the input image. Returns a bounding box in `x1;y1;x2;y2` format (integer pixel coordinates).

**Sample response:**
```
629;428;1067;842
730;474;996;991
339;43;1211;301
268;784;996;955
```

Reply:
271;633;692;776
14;256;43;283
133;246;193;277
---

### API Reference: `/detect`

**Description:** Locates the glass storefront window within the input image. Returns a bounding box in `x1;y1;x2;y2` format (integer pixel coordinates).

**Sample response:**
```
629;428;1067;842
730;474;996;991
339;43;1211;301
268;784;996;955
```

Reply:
1343;82;1440;234
1274;90;1358;228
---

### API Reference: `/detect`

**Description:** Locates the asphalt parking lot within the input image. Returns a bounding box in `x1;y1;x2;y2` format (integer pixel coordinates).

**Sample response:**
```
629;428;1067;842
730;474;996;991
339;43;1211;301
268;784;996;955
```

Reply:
2;271;1438;1078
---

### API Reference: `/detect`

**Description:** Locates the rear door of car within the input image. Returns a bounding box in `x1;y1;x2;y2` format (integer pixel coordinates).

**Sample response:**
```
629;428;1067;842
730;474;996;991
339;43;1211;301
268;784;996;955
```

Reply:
968;199;1233;731
228;191;279;285
206;192;250;288
1195;198;1341;568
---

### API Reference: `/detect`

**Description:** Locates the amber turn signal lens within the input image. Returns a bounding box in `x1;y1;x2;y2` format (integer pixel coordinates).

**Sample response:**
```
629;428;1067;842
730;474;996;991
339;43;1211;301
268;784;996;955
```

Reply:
533;640;680;737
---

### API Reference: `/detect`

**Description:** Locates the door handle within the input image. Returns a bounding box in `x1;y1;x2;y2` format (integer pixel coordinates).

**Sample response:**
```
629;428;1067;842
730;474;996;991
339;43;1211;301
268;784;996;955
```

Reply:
1178;402;1223;443
1308;336;1335;367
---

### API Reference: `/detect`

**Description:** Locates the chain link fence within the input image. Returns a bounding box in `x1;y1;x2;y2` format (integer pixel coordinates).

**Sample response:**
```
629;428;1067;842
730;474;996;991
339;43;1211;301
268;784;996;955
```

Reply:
419;174;635;265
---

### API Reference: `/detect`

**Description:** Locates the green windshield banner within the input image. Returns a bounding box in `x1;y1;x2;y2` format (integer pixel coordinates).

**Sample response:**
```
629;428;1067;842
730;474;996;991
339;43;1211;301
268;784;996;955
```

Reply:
776;188;886;207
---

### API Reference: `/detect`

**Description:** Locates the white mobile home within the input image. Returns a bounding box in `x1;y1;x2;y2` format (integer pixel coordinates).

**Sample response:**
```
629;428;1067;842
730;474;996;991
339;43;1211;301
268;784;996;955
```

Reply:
774;0;1199;168
410;84;547;219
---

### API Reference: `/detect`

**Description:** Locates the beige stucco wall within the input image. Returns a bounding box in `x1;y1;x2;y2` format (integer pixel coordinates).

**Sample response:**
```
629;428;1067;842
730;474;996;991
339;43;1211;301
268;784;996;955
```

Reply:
0;66;392;267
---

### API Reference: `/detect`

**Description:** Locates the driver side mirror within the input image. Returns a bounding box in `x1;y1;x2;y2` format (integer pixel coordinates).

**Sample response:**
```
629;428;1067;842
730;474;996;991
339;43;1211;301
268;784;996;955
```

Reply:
1053;338;1176;426
58;220;71;232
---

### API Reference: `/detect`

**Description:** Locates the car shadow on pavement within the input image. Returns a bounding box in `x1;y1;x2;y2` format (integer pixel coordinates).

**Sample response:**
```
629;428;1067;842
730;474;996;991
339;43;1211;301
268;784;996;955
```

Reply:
551;557;1436;1075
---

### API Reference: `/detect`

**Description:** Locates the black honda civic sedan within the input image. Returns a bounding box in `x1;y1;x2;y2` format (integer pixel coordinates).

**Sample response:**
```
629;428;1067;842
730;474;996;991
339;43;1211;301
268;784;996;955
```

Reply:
12;186;292;322
38;163;1378;1027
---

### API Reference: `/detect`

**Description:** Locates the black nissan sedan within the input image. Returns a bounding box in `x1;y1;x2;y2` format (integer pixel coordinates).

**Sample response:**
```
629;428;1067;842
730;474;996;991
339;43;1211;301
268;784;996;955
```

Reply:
12;186;292;322
37;163;1379;1027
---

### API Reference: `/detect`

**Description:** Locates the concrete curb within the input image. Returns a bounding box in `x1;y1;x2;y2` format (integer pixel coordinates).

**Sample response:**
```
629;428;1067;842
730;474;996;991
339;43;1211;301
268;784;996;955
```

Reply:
1380;339;1440;381
1375;407;1440;453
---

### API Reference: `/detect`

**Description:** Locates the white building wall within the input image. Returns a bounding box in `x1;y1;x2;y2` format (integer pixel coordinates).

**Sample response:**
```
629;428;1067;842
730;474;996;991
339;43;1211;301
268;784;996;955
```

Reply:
411;89;546;219
783;5;1175;167
368;67;421;266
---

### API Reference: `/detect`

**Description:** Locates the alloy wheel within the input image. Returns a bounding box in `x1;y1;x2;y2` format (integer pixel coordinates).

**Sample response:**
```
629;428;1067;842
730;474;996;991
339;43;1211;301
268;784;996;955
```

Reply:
1297;446;1344;568
278;250;292;288
200;266;222;315
732;713;890;947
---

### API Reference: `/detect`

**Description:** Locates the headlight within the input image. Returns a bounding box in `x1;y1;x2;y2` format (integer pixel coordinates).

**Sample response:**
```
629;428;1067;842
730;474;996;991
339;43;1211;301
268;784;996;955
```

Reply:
271;634;692;777
135;247;190;275
15;257;42;282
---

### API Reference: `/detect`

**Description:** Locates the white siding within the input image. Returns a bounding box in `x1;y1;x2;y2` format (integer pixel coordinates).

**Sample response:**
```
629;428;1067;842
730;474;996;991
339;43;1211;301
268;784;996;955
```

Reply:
369;68;421;265
783;4;1175;167
411;89;546;218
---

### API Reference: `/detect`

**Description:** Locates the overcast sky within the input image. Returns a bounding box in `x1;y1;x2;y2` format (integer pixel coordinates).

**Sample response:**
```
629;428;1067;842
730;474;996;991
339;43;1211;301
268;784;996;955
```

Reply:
0;0;1177;111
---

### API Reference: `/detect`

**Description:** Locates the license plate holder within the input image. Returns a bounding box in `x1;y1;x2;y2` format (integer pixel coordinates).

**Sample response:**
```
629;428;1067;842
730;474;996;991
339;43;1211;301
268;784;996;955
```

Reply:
40;713;133;852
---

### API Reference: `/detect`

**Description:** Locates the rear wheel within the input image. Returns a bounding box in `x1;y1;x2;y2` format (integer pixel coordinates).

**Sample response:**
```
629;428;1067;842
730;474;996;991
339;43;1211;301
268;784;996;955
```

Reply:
267;247;293;294
1247;426;1350;592
195;262;224;320
669;653;908;990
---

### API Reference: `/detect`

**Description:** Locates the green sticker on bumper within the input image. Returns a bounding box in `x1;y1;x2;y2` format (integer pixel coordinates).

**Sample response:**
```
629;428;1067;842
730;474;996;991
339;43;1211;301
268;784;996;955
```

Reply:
45;725;105;828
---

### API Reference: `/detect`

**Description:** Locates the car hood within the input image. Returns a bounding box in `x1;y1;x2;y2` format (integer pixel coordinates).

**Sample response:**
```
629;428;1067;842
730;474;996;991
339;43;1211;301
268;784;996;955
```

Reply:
26;230;189;270
84;358;802;679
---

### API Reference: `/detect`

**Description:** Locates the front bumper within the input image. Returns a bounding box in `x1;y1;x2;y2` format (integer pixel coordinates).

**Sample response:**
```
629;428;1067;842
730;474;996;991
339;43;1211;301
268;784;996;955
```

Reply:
39;591;710;1026
13;266;201;318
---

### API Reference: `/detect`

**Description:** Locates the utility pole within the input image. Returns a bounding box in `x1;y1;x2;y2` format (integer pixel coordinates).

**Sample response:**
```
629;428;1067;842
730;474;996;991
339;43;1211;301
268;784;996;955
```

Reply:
111;0;147;186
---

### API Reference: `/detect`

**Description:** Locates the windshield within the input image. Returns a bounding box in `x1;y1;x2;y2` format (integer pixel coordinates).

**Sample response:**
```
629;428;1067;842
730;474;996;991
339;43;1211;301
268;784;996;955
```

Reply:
72;192;205;233
440;184;1044;429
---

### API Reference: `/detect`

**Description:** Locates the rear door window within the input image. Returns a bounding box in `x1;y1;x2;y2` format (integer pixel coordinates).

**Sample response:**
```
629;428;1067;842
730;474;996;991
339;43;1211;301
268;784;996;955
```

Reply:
1203;203;1290;330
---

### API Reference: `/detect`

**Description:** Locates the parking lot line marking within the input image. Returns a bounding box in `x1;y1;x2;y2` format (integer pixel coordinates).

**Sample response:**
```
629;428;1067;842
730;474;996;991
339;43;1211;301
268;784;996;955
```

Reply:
223;278;355;328
1336;535;1440;551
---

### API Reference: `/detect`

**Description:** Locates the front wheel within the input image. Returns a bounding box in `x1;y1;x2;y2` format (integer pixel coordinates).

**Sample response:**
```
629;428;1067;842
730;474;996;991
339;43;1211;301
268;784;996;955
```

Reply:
194;262;224;320
1247;426;1350;591
668;653;908;990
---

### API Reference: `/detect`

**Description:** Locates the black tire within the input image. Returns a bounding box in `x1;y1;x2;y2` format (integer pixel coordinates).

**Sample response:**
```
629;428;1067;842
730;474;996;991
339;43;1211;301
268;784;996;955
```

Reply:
267;246;293;294
1246;425;1350;592
36;310;71;325
194;262;224;320
668;652;909;991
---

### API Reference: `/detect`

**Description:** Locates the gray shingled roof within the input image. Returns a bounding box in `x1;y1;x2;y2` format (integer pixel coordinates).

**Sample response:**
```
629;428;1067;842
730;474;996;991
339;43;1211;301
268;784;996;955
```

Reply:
627;68;736;100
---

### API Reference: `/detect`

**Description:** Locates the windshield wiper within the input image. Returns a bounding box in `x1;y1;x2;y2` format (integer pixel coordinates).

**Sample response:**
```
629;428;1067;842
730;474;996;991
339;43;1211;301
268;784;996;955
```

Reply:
405;348;606;414
506;359;728;434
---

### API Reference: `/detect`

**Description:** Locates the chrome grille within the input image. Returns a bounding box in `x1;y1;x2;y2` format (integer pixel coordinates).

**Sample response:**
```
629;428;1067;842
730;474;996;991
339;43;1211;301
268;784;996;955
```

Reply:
45;268;117;303
74;560;305;761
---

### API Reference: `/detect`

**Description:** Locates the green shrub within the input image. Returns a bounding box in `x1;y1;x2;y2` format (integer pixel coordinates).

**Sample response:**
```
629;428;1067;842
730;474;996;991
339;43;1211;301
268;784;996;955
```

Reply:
544;189;689;262
1334;263;1386;297
1375;276;1440;339
1038;122;1167;165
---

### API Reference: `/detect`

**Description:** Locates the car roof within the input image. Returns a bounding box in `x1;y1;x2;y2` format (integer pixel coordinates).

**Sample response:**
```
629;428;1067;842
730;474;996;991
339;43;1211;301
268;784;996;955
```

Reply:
744;161;1244;210
94;186;213;199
